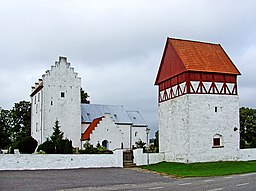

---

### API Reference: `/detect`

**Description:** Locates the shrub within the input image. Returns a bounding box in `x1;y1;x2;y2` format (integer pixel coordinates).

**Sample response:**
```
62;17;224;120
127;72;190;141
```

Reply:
79;141;113;154
18;136;38;154
37;139;55;154
56;139;73;154
135;139;146;148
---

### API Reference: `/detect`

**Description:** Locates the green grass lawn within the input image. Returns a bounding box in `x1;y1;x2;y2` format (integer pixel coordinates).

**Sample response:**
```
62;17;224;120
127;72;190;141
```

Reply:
141;161;256;177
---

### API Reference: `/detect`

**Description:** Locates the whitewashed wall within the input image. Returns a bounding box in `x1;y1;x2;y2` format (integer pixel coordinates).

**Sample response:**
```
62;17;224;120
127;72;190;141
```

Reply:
89;114;130;150
31;57;81;148
239;149;256;161
159;94;240;163
133;148;165;166
0;150;123;171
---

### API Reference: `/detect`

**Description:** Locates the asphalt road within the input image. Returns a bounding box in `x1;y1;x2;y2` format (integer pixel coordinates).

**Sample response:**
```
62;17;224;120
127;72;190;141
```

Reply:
0;168;255;191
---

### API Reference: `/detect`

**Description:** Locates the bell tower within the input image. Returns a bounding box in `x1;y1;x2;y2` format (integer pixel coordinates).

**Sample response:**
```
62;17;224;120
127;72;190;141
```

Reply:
155;38;241;163
31;57;81;148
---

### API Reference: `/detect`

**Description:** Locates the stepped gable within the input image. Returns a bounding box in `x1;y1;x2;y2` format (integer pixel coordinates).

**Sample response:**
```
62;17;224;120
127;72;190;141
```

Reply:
30;56;80;96
81;116;103;141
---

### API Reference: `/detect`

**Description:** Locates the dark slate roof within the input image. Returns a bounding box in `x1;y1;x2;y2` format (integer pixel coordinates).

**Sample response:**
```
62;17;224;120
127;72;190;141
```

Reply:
81;104;147;126
126;111;148;127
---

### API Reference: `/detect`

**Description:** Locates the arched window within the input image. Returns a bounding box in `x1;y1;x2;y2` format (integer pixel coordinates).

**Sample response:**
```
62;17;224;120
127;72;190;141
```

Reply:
212;134;224;148
102;140;109;149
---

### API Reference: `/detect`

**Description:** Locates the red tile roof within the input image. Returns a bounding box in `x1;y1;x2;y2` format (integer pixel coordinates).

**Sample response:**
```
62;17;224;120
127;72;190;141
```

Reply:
155;38;240;85
81;117;103;141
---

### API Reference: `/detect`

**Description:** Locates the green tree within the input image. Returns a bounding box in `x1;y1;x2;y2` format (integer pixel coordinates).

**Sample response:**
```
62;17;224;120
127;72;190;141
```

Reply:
0;109;12;149
81;88;90;104
9;101;31;148
38;120;73;154
17;136;38;154
50;120;64;147
240;107;256;148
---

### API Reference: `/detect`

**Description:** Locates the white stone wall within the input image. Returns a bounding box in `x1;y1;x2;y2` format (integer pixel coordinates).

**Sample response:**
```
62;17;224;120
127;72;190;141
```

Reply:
133;148;165;166
0;150;123;170
31;57;81;148
159;94;240;163
31;89;43;145
159;95;189;162
239;149;256;161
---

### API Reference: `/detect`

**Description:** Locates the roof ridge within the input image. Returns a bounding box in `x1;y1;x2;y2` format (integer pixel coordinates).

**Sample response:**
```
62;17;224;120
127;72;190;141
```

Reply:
81;103;124;107
168;37;220;46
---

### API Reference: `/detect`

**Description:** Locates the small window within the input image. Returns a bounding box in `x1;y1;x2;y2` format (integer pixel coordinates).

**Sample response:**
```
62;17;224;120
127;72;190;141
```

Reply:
36;123;38;132
51;101;53;105
212;134;224;148
213;138;220;146
61;92;65;98
215;107;217;112
135;132;138;137
38;93;40;102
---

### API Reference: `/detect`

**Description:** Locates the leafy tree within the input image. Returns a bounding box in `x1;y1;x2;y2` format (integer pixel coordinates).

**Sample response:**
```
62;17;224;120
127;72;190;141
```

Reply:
240;107;256;148
9;101;31;148
18;136;38;154
0;109;12;149
81;88;90;104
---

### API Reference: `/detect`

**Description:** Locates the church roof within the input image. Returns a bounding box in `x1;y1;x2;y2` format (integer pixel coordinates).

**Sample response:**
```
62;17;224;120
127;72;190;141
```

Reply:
81;104;147;126
155;38;240;85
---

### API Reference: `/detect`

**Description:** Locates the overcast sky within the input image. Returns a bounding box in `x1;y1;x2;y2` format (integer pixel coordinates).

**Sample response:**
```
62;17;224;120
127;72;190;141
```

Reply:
1;1;256;136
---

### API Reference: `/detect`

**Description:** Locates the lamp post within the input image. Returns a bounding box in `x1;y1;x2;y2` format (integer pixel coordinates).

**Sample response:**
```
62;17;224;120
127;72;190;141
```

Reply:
146;128;150;166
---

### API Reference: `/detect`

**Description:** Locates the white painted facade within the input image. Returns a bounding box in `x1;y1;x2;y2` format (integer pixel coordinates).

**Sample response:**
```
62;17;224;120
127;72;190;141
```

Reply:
159;94;240;163
31;57;81;147
84;114;147;150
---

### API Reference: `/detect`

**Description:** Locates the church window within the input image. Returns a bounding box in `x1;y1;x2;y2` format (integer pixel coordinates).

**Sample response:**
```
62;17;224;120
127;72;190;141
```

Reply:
213;138;220;146
212;134;224;148
36;123;38;132
61;92;65;98
215;107;218;112
51;101;53;105
135;132;138;137
102;140;109;149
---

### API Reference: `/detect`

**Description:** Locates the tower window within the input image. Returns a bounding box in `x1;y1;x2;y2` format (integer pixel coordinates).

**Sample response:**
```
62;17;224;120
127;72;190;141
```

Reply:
51;101;53;105
213;138;220;146
61;92;65;98
215;107;217;112
212;134;224;148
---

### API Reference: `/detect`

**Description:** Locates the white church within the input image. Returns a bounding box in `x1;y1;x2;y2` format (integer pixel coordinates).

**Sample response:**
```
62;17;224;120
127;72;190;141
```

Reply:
30;57;148;150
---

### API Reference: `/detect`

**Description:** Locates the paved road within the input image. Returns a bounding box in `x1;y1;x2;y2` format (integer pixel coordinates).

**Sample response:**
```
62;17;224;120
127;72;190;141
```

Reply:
0;168;255;191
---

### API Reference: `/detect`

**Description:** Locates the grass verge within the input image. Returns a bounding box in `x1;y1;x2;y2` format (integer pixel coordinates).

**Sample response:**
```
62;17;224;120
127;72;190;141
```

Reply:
140;161;256;177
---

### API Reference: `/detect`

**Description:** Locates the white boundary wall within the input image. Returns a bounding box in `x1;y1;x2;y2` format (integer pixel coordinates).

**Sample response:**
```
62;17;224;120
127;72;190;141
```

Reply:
239;149;256;161
133;149;165;166
0;150;123;170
